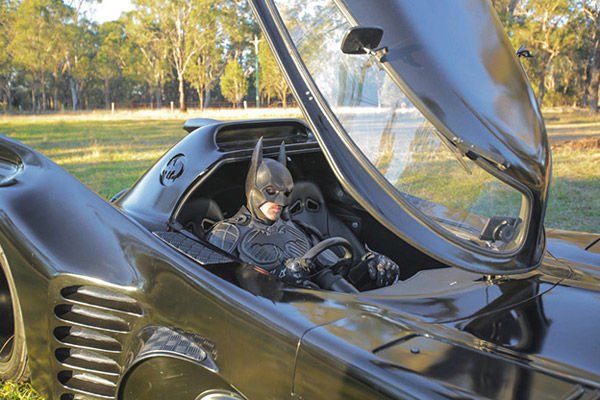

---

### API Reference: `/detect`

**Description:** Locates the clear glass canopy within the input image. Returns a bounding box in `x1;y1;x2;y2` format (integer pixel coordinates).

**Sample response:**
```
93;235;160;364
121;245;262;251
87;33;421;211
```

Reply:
272;0;527;253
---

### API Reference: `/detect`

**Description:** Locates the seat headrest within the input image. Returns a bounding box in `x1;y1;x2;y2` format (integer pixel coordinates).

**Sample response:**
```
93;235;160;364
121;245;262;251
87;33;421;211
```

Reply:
288;181;325;216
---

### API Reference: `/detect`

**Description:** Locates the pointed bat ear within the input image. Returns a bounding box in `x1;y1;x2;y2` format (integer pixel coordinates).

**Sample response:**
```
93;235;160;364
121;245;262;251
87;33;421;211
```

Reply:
278;141;287;167
253;137;264;167
247;137;263;191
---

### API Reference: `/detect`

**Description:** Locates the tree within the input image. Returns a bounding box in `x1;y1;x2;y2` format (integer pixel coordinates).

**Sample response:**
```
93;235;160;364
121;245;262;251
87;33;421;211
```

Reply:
258;37;290;107
0;0;15;111
10;0;73;111
96;21;127;109
508;0;577;105
219;0;258;61
133;0;206;112
126;7;170;108
187;1;222;110
493;0;522;25
64;21;96;110
220;58;248;107
580;1;600;111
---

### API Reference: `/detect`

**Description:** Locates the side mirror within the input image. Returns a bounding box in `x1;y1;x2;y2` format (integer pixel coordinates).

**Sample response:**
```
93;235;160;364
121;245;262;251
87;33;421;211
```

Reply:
341;26;384;55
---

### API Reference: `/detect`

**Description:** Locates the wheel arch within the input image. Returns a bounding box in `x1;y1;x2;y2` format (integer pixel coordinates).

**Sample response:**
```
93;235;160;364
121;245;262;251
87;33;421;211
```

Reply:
117;326;245;400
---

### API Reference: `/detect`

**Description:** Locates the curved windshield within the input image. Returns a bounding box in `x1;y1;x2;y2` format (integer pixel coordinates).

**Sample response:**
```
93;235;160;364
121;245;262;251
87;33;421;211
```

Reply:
272;0;528;253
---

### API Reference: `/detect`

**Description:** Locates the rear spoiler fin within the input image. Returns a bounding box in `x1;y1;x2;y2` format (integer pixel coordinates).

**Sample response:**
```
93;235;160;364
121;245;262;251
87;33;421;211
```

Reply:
183;118;221;133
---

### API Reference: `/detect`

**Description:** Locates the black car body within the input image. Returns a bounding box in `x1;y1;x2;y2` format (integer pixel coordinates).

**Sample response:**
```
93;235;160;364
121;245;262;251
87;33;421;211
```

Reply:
1;0;600;399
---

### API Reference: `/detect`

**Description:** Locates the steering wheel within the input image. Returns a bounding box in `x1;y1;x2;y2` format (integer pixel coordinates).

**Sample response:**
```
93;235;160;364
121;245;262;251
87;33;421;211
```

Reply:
296;237;358;293
302;237;353;268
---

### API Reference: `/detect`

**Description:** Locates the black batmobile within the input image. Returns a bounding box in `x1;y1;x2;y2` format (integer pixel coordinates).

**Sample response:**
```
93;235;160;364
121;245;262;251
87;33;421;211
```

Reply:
2;0;600;399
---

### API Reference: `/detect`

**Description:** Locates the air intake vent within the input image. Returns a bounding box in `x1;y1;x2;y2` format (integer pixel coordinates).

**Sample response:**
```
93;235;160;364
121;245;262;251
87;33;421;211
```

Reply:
54;285;142;400
55;348;120;375
53;327;122;353
214;120;311;151
55;305;130;332
58;371;116;397
61;286;143;315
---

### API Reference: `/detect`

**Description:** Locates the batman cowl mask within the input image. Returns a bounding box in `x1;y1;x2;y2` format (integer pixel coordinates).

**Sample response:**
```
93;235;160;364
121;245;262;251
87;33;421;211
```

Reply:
246;138;294;223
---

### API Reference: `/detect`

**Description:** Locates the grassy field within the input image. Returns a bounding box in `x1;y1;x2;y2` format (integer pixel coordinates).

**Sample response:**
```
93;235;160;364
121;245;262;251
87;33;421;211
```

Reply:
0;382;41;400
0;107;598;398
0;108;598;231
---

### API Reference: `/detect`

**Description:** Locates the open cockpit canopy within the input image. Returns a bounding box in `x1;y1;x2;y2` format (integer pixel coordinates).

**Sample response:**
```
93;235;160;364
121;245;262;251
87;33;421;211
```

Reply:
250;0;550;275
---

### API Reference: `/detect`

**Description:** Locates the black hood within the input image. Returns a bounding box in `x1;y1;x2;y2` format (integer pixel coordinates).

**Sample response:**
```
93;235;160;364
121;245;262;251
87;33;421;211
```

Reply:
246;138;294;222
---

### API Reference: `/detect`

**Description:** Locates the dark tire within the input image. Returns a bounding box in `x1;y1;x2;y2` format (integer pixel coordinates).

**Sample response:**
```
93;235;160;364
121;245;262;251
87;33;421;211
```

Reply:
0;247;29;382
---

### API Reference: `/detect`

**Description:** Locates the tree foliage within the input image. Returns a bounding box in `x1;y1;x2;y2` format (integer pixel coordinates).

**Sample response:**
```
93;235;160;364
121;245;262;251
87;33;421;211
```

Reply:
494;0;600;110
1;0;600;112
258;36;290;107
220;58;248;107
0;0;15;110
187;0;224;110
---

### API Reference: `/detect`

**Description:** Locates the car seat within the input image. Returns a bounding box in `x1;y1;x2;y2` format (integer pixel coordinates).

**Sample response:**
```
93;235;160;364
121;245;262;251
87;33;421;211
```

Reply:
177;197;224;238
287;181;365;262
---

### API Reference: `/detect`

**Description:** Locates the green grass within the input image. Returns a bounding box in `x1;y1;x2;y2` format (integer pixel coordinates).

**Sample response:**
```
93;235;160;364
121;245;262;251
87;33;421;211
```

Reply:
1;118;187;199
0;382;42;400
0;109;598;230
546;146;600;232
545;108;600;141
0;108;598;399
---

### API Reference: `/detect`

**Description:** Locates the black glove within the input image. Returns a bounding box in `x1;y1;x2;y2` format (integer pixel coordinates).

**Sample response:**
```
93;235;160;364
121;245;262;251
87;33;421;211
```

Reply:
272;257;317;288
350;251;399;288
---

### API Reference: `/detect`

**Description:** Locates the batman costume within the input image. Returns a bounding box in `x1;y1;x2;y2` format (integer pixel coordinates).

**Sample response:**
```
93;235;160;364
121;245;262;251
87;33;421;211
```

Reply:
207;138;399;292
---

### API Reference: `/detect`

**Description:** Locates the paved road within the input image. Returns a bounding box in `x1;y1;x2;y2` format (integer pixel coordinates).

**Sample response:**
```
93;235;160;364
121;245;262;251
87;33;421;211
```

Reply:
546;122;600;143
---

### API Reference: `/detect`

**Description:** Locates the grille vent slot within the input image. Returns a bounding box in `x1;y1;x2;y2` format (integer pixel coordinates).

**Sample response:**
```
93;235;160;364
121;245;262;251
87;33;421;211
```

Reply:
55;305;131;333
60;286;142;315
54;327;122;353
54;285;142;399
58;371;116;397
55;348;120;375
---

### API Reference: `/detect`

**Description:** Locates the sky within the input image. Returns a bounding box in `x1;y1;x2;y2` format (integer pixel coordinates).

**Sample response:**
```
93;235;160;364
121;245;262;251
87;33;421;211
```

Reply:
86;0;134;23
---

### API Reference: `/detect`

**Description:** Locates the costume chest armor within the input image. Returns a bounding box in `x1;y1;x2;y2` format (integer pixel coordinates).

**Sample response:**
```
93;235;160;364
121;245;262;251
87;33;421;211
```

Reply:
238;218;311;271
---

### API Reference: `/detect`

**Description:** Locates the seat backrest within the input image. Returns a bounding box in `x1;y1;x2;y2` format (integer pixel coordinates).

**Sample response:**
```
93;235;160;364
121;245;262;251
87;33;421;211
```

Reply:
288;181;364;260
177;197;224;237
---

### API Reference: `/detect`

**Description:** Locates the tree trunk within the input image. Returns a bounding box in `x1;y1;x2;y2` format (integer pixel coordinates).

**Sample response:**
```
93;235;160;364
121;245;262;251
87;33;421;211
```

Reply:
537;71;546;106
3;85;12;112
589;66;600;113
204;90;211;108
104;78;110;110
156;81;162;109
178;74;186;112
54;86;59;111
31;88;36;112
197;87;204;110
41;84;47;112
536;54;552;106
587;19;600;112
279;90;287;108
70;77;79;111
